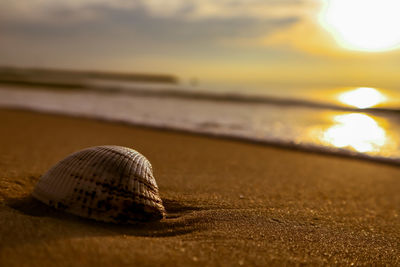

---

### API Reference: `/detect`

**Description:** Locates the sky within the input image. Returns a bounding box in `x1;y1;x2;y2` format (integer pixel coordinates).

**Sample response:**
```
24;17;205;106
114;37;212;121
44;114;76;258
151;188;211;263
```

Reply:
1;0;400;89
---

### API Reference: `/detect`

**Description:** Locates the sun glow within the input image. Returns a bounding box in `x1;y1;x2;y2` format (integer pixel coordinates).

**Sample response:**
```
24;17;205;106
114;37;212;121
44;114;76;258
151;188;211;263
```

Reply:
338;87;386;109
320;0;400;52
323;113;387;153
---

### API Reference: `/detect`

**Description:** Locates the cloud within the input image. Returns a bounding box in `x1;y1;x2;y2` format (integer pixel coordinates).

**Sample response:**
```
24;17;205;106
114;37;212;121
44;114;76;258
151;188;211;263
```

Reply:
0;0;316;56
0;0;310;47
0;0;321;74
0;0;136;23
140;0;315;20
0;0;315;23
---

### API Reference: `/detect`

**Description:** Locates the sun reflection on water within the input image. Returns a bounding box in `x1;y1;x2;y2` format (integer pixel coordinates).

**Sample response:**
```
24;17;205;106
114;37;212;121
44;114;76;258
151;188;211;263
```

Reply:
338;87;386;109
322;113;387;153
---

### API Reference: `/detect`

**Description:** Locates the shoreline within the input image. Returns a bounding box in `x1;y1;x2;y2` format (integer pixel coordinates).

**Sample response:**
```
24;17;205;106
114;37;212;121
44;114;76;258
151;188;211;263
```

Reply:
1;108;400;265
1;106;399;167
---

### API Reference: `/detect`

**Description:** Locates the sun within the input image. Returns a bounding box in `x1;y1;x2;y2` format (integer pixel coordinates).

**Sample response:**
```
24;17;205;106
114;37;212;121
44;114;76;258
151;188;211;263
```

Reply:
319;0;400;52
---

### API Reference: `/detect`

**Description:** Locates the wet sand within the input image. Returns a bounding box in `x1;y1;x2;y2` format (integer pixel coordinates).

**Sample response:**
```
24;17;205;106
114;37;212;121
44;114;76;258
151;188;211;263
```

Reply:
0;108;399;266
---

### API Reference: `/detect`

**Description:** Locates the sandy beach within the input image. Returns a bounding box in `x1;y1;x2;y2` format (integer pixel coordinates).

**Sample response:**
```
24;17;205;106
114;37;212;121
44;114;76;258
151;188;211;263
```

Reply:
0;108;399;266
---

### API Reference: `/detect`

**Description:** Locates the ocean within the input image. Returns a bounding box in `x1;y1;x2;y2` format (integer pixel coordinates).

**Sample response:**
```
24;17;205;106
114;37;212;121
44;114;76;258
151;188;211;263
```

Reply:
1;80;399;165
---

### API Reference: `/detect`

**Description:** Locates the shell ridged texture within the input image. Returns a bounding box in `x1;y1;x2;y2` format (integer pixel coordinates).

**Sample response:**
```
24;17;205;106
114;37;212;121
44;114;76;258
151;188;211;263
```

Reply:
32;146;166;223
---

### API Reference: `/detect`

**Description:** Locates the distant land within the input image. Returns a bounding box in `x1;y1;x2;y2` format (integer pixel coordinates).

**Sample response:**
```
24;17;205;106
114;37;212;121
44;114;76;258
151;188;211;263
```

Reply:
0;66;178;89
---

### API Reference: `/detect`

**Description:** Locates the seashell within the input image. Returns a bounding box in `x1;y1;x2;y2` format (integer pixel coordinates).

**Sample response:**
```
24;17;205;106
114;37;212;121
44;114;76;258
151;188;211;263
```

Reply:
32;145;166;223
